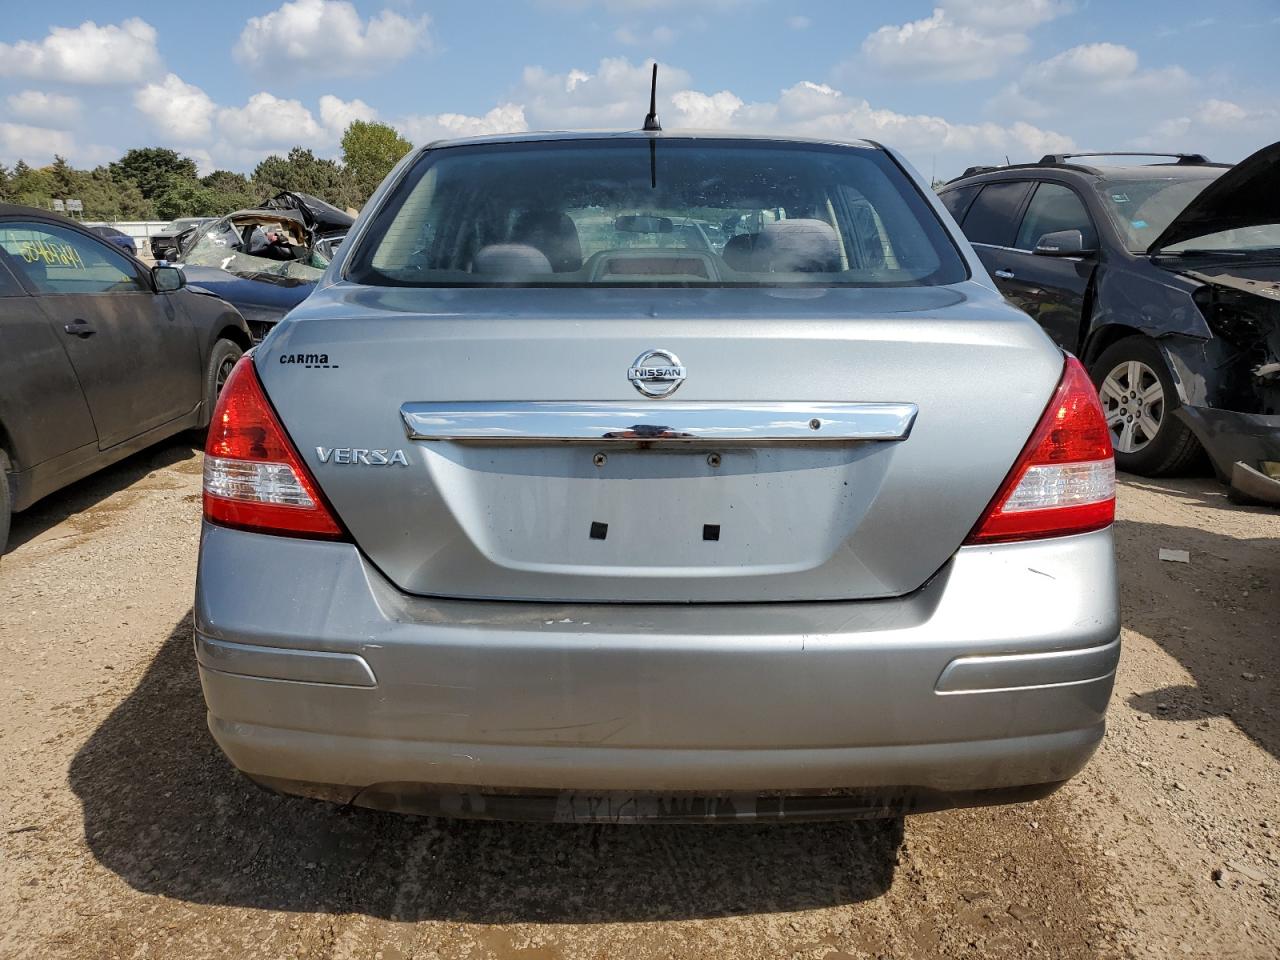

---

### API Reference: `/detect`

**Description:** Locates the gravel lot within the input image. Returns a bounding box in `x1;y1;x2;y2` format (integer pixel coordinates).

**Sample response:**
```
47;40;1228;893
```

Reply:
0;439;1276;959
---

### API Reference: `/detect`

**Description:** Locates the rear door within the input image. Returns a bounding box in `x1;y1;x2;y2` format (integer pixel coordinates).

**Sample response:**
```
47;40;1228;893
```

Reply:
957;179;1033;291
994;182;1099;352
0;221;201;449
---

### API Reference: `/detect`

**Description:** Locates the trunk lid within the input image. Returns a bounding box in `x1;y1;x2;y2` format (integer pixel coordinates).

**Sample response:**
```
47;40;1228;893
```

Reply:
258;284;1061;602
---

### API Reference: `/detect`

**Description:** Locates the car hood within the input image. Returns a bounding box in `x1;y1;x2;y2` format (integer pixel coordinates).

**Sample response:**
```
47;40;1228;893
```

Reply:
1147;139;1280;253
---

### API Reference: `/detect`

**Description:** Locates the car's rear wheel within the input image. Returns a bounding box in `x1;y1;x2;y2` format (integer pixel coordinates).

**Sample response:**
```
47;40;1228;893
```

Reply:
203;339;244;427
1090;336;1202;477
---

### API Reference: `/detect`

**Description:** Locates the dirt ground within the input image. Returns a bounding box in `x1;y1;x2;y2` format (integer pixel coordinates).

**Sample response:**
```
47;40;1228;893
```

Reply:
0;439;1276;959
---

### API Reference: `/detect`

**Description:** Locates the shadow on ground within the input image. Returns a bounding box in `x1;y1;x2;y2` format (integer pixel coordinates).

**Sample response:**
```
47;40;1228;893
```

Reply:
4;439;200;554
1115;511;1279;761
70;613;902;922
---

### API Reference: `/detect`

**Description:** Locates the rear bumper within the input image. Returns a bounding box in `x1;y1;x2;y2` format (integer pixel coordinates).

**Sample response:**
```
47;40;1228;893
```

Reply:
194;523;1119;817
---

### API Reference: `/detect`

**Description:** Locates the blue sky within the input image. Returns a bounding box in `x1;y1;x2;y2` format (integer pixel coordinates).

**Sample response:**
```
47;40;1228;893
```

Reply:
1;0;1277;180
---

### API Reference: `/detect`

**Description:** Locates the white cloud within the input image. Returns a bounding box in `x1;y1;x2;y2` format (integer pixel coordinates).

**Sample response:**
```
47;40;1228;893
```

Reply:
520;58;694;128
134;74;217;141
6;90;81;124
1196;98;1251;129
862;9;1028;81
547;0;747;9
217;93;326;148
233;0;430;76
1129;99;1278;156
398;104;529;145
505;61;1073;172
751;81;1074;162
614;24;677;45
991;43;1194;119
861;1;1070;82
0;18;161;85
787;16;811;30
318;95;378;136
0;123;76;165
669;90;744;128
942;0;1069;31
185;148;216;178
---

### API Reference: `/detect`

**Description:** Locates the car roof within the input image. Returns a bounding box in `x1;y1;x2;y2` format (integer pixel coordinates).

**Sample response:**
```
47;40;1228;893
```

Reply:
219;208;309;224
944;162;1227;188
416;128;879;152
0;202;81;221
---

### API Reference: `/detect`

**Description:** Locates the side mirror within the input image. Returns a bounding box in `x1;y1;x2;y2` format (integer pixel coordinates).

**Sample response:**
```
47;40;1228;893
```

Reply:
1034;229;1095;257
152;264;186;292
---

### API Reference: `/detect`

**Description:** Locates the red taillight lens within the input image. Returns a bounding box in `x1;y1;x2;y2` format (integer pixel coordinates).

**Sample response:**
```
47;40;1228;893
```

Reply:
203;358;344;539
966;356;1115;544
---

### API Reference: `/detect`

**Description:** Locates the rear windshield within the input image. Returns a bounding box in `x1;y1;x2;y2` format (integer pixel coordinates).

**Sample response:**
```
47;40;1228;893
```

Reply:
347;138;968;288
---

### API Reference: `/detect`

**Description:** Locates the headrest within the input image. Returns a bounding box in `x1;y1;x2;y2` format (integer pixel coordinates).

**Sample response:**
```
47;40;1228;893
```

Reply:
757;219;842;272
472;244;553;276
511;210;582;272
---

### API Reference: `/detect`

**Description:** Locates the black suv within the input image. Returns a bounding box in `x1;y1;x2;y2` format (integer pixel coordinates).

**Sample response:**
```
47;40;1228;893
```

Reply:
939;143;1280;503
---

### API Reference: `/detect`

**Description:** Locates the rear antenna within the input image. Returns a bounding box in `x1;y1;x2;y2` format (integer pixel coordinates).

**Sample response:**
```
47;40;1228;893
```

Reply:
643;63;661;132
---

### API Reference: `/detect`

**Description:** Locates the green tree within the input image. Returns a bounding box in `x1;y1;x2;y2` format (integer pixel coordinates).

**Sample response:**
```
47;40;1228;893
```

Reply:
252;147;358;210
0;164;12;202
109;147;199;200
200;169;257;213
340;120;411;204
154;180;225;221
49;155;78;197
10;160;55;211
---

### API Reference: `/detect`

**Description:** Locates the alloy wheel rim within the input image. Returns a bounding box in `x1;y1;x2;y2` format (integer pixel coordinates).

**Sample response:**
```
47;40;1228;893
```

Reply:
1099;359;1164;454
215;357;236;396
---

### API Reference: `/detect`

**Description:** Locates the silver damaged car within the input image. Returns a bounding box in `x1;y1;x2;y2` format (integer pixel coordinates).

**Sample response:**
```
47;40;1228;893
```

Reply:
194;132;1120;823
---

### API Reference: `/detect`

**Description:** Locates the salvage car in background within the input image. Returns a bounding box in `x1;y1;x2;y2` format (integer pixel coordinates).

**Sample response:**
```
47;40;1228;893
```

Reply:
86;224;138;257
0;204;251;554
177;192;353;341
196;131;1120;823
939;141;1280;503
149;217;214;261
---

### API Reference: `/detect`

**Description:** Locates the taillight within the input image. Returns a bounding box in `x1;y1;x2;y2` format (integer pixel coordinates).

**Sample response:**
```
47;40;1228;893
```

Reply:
966;356;1115;544
203;357;344;539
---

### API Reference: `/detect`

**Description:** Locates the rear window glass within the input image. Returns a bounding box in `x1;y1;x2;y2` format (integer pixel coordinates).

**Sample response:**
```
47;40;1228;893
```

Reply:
960;181;1033;247
939;184;979;222
348;138;968;288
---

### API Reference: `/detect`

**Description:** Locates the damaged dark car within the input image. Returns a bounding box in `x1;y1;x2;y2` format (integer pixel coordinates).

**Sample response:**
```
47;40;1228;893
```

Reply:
176;191;353;341
940;142;1280;503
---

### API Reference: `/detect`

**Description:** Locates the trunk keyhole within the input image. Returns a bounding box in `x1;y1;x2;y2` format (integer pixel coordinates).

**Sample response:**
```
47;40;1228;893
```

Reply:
703;524;720;541
589;522;609;540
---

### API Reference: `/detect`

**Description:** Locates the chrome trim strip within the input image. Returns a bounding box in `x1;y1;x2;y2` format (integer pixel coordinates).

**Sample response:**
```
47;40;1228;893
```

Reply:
934;637;1120;695
195;633;377;687
400;401;918;443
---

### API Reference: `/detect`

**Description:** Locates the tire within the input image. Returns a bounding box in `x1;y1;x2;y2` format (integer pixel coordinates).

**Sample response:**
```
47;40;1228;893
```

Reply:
202;339;244;427
1089;336;1203;477
0;449;11;558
